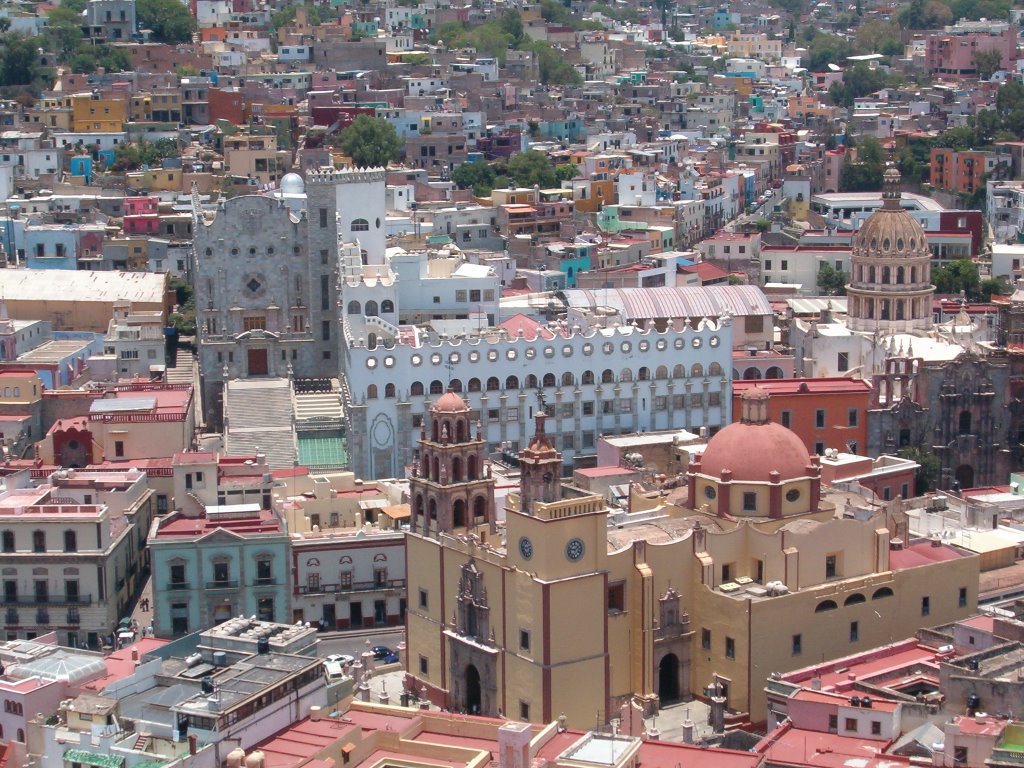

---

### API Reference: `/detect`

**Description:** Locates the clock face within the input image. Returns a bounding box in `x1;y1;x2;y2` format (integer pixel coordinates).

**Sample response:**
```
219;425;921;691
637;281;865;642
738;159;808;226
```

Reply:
566;538;585;561
519;536;533;560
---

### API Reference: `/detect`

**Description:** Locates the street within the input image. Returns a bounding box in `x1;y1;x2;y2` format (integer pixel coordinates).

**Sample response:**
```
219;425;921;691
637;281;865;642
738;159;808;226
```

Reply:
318;629;405;660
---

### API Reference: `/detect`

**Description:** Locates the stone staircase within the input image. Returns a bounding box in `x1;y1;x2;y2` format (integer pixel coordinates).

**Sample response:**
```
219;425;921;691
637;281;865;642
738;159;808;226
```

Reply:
166;348;195;385
294;379;343;428
223;378;297;469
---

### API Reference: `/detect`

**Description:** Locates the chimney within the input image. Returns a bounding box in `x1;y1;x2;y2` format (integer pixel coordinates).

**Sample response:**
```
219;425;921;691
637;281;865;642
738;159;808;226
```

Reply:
497;722;532;768
131;648;139;663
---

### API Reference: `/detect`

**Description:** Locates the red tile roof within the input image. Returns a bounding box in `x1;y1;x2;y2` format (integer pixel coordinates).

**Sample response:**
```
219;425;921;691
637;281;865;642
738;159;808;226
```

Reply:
888;541;965;570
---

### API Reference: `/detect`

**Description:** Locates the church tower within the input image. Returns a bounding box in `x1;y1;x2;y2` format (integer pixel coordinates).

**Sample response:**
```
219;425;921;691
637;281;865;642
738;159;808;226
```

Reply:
846;165;934;334
410;391;495;535
518;412;561;513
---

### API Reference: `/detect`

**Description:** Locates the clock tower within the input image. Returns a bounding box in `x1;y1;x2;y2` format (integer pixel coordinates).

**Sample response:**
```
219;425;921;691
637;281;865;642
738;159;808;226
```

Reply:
518;412;561;514
409;390;496;535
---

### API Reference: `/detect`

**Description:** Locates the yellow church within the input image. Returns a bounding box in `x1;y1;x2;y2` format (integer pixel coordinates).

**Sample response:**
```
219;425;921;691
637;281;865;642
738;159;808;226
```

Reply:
404;389;979;727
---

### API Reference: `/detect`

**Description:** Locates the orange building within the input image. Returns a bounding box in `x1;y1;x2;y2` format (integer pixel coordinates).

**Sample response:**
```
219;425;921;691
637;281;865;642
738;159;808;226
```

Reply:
930;148;1007;196
732;378;872;456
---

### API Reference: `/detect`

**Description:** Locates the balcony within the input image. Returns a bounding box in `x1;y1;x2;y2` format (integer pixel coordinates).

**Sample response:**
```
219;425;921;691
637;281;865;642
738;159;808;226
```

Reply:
167;581;190;591
1;593;93;606
252;577;277;586
295;578;406;596
206;580;240;590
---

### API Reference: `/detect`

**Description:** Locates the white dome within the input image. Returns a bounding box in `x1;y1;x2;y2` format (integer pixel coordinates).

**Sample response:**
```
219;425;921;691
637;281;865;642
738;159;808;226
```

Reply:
280;173;305;195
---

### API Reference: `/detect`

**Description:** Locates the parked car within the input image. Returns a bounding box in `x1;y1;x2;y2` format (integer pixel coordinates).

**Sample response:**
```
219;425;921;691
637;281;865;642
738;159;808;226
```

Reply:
324;654;355;667
371;645;399;663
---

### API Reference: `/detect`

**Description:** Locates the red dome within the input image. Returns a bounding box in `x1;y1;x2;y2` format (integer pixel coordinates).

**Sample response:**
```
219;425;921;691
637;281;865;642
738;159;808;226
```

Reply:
699;421;811;483
432;390;469;413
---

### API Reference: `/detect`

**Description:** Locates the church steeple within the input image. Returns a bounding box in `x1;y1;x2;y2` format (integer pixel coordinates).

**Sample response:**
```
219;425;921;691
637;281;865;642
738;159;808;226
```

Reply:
518;412;562;513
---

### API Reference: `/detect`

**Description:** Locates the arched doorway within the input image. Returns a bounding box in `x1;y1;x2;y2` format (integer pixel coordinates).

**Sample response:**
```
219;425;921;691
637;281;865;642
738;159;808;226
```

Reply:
464;664;482;714
955;464;975;490
658;654;680;703
453;499;466;528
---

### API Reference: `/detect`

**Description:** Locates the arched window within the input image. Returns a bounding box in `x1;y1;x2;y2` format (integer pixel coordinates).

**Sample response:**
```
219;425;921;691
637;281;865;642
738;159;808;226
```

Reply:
620;368;633;382
411;381;424;396
451;456;463;483
896;266;905;283
526;374;538;389
872;587;894;600
486;376;500;391
468;378;481;392
430;380;444;395
1;530;13;553
709;362;723;376
691;363;703;377
815;599;838;612
743;367;763;380
580;371;593;385
844;593;866;606
656;365;668;379
506;375;519;390
64;530;77;553
351;218;369;232
367;384;378;399
467;455;478;480
959;410;972;435
365;300;379;317
883;266;891;284
381;299;395;313
638;366;650;381
562;372;574;386
766;366;784;379
347;300;361;315
602;369;615;384
450;379;463;393
542;373;556;387
673;364;684;378
385;383;396;398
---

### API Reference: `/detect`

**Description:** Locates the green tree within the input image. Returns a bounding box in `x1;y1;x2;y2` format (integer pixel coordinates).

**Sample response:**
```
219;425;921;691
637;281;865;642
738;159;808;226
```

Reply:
932;259;981;297
451;159;497;196
802;32;852;72
335;115;403;168
974;49;1004;81
137;0;197;43
816;263;848;295
0;35;40;88
46;5;86;60
980;276;1012;300
498;9;523;44
896;446;939;494
521;39;582;85
506;150;558;188
168;276;196;334
554;164;579;183
839;137;885;192
829;63;891;107
897;0;952;29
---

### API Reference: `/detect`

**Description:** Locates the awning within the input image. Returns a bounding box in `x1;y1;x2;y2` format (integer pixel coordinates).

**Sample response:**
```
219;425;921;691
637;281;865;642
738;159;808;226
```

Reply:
380;504;411;520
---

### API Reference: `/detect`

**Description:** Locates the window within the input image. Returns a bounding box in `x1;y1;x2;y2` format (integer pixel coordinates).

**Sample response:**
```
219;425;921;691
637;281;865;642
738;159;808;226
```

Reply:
701;628;711;650
321;321;330;341
850;621;858;642
959;587;968;608
1;531;12;552
419;589;428;609
319;208;327;228
520;629;530;650
114;440;124;458
825;554;837;578
743;492;756;512
351;218;369;232
721;563;732;582
32;530;45;553
838;352;849;372
725;636;735;659
815;409;825;428
792;634;802;655
848;408;858;427
608;582;625;612
845;718;857;732
780;410;791;428
170;563;186;585
519;701;530;721
828;714;838;732
871;721;881;736
256;559;272;584
213;562;230;583
921;596;930;616
64;530;77;553
419;656;428;674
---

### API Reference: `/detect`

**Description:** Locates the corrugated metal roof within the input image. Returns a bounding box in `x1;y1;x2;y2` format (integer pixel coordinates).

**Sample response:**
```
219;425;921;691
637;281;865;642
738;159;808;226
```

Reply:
564;285;772;320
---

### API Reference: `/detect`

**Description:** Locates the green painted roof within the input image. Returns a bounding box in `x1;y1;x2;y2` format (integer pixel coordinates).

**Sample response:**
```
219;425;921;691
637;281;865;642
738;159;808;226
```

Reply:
298;434;347;471
64;750;125;768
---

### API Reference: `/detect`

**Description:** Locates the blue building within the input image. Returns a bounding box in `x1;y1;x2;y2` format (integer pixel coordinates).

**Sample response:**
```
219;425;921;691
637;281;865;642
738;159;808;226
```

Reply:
149;452;291;637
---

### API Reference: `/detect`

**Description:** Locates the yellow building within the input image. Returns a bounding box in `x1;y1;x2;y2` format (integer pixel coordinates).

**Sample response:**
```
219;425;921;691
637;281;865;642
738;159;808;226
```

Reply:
405;389;980;728
71;94;128;133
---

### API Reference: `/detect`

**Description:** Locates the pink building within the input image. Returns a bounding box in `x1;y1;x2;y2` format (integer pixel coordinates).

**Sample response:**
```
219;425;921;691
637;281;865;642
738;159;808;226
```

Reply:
925;22;1017;77
122;196;161;235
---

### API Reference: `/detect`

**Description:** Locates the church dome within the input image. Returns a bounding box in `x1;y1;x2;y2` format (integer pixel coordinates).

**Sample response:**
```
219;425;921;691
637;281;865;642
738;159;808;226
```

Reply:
852;166;928;259
280;172;305;195
431;390;469;413
698;388;812;483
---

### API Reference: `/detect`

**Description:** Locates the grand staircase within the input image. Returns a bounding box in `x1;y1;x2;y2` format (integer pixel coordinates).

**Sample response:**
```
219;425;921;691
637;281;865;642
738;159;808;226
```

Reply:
294;379;347;473
223;378;297;469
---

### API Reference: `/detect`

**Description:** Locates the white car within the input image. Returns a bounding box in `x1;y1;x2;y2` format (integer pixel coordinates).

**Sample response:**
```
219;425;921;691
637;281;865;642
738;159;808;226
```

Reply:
324;654;355;667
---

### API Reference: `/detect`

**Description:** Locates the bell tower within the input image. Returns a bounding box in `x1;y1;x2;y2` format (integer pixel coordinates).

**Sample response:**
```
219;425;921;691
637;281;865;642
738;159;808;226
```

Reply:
518;413;562;514
410;391;495;535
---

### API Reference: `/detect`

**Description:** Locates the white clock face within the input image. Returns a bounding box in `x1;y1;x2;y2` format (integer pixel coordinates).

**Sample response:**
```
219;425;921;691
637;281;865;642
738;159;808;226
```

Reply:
519;536;533;560
566;538;585;561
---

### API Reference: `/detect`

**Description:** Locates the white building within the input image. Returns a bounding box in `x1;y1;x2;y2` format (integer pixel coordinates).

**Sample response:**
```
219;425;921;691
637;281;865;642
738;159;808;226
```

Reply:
99;300;166;380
